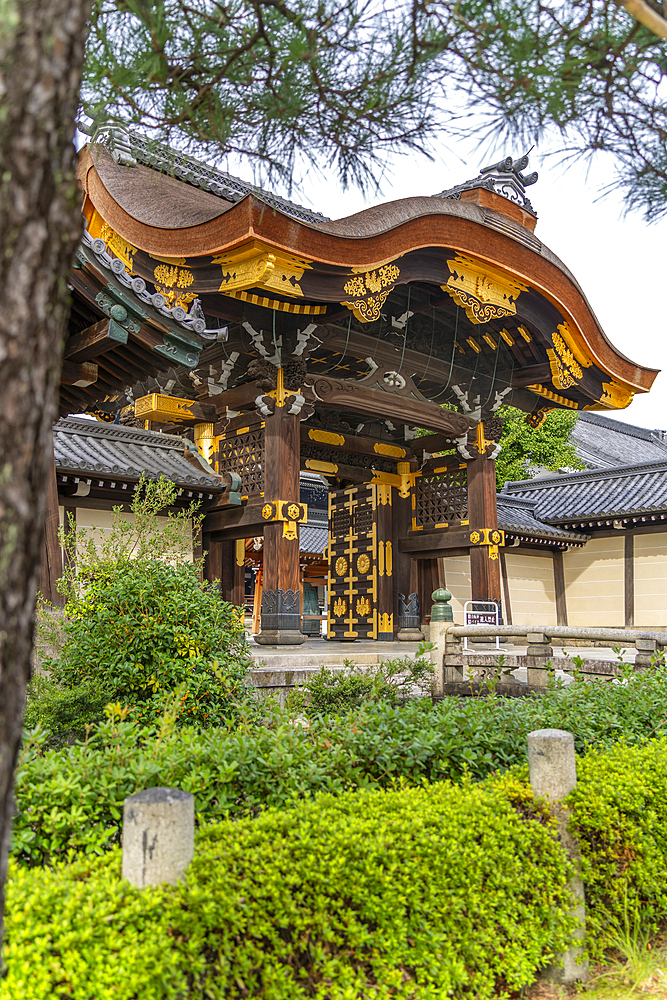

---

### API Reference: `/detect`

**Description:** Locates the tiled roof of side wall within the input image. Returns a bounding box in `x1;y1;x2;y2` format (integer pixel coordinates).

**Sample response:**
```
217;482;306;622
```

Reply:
501;461;667;522
53;417;225;490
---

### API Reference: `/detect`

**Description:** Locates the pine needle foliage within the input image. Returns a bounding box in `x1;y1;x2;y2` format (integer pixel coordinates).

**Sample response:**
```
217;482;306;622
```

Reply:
82;1;667;212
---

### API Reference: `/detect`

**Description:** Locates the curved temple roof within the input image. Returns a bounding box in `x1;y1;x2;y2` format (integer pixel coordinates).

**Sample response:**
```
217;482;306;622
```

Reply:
67;129;657;425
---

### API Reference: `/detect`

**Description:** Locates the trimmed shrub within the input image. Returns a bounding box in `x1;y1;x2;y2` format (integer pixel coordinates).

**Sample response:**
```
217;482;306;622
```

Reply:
14;664;667;866
568;736;667;948
0;781;575;1000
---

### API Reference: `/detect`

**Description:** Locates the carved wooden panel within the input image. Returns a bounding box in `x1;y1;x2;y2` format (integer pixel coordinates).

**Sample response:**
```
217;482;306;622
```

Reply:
327;484;393;640
218;428;264;496
414;463;468;529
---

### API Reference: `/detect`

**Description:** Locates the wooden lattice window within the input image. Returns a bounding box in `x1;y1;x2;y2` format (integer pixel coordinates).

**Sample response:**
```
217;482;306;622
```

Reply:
415;465;468;528
218;428;264;495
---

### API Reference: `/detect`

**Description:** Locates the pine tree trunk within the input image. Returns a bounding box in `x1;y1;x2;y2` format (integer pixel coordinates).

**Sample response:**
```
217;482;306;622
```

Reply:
0;0;90;950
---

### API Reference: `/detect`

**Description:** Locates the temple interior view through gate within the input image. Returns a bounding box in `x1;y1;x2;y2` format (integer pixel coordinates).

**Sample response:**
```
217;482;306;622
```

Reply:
46;128;658;643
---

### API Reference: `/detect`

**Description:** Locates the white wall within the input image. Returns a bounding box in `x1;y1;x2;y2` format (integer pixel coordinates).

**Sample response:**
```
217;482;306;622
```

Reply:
634;532;667;628
442;555;471;620
563;536;624;627
504;550;557;626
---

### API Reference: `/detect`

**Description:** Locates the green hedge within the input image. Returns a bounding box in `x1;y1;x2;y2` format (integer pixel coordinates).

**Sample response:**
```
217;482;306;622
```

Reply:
0;780;575;1000
569;736;667;945
14;664;667;866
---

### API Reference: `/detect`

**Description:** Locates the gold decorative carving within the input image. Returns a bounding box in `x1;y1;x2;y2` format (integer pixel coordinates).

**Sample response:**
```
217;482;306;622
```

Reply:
525;407;554;429
526;384;579;409
223;289;327;314
443;255;528;324
214;243;311;298
305;459;338;474
135;393;199;422
547;324;583;391
341;263;400;323
378;613;393;633
499;328;514;346
342;291;391;324
374;442;406;458
100;223;138;273
343;264;399;297
335;556;348;577
470;530;481;544
356;553;371;575
385;541;392;576
309;429;345;446
356;596;371;616
287;503;301;520
518;325;532;342
235;539;246;568
334;597;347;617
599;381;634;410
153;264;197;308
262;503;274;520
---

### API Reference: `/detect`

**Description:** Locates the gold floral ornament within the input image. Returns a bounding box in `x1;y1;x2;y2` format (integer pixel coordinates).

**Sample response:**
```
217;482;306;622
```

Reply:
287;503;301;520
356;553;371;575
547;324;584;391
334;597;347;617
470;530;481;544
335;556;348;577
356;596;371;616
262;503;274;520
342;263;401;323
490;530;502;545
153;263;197;309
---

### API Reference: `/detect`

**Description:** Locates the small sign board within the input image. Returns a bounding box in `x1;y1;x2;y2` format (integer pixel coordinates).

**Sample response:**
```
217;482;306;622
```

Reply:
463;601;500;652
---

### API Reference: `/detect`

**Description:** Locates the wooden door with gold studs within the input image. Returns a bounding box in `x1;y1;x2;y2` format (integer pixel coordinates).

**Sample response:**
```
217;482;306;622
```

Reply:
327;484;393;640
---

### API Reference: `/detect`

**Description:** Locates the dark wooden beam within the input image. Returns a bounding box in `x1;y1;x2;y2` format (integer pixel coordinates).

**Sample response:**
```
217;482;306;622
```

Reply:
64;318;128;361
399;528;473;554
625;532;634;628
203;499;265;536
61;360;98;386
553;549;567;626
511;363;553;388
40;450;64;606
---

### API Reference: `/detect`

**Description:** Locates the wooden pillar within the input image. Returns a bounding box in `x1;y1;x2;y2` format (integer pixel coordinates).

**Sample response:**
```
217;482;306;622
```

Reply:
256;376;306;645
553;549;567;626
220;538;245;607
62;503;77;574
203;531;222;590
39;450;63;606
625;532;634;628
466;425;502;609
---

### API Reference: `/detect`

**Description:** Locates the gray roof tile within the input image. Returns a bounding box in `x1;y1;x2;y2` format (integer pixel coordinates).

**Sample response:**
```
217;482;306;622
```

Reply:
497;498;588;543
501;460;667;523
54;417;225;491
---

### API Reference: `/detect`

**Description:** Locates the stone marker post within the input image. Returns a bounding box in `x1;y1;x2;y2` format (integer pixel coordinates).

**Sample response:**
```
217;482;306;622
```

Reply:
525;632;553;688
527;729;588;984
122;787;195;888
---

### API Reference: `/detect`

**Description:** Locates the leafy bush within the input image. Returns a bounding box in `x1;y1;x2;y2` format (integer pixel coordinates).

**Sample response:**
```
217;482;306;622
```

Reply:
286;653;433;717
1;781;575;1000
16;663;667;867
38;476;252;730
22;676;109;743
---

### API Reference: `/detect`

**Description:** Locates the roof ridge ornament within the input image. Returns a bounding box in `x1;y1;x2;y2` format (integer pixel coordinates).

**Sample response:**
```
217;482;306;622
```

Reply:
434;152;538;217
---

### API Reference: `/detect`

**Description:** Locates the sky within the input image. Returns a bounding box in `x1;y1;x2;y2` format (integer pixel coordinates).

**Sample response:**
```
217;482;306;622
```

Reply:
258;135;667;432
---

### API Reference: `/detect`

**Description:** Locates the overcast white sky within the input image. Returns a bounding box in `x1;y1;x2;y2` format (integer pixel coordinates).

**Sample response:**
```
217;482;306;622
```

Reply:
269;134;666;432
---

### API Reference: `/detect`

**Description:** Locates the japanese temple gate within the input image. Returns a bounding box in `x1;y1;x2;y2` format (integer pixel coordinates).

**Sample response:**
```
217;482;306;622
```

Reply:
54;131;658;643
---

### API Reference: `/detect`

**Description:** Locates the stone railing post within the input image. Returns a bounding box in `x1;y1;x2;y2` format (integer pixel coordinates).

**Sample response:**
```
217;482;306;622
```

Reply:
527;730;588;984
526;631;554;688
122;787;195;888
635;637;657;668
